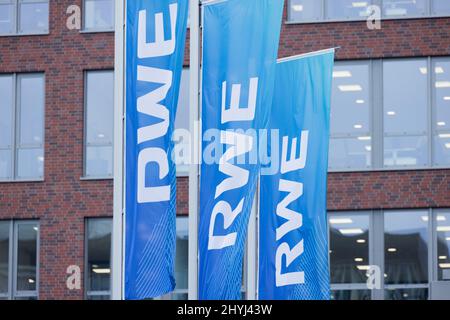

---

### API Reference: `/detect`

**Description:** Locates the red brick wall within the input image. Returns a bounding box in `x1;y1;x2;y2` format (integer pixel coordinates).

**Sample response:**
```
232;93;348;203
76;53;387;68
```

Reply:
0;1;449;300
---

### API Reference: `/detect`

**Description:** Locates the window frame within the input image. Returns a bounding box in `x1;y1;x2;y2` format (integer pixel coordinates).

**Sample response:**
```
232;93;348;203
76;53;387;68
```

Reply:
328;209;449;300
84;217;113;300
81;0;115;33
0;220;39;300
83;70;114;180
287;0;450;24
0;0;49;37
329;57;450;173
0;73;45;182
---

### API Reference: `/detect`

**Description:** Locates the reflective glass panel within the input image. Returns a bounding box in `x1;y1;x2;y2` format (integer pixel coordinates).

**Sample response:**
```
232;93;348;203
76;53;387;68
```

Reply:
327;0;371;20
329;212;370;284
0;75;13;148
17;148;44;179
382;0;427;17
0;222;9;294
384;211;428;285
289;0;322;22
329;138;372;169
86;146;113;177
384;136;428;167
19;1;49;33
331;289;371;300
383;59;428;135
84;0;114;30
432;0;450;15
87;219;112;293
436;212;450;281
0;3;14;34
18;74;45;146
385;288;428;300
16;223;38;292
434;60;450;132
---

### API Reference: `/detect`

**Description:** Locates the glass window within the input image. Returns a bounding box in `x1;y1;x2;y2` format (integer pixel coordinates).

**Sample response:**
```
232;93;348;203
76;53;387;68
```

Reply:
0;73;45;181
18;0;49;34
329;212;370;284
15;223;38;292
0;75;13;180
331;289;371;300
436;212;450;281
433;59;450;166
383;59;428;167
0;1;14;35
327;0;371;20
384;211;429;286
17;74;45;179
289;0;322;22
382;0;427;17
330;62;371;169
0;0;48;35
432;0;450;15
172;217;188;300
174;69;190;175
0;222;9;295
86;218;112;300
385;288;428;300
84;0;115;31
85;71;114;177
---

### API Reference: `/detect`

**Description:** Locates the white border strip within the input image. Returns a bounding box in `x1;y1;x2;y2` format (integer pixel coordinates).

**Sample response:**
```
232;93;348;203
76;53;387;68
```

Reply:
277;47;338;63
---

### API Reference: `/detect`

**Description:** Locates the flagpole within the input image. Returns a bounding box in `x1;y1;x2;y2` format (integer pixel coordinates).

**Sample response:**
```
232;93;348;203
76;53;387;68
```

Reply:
188;0;201;301
112;0;126;301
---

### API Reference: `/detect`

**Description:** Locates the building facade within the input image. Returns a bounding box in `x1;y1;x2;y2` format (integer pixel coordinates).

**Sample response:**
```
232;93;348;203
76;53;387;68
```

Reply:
0;0;449;300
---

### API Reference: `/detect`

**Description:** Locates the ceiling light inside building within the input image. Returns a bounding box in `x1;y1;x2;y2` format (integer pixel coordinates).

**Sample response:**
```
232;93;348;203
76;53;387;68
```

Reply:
439;256;448;260
388;248;397;253
333;70;352;78
291;4;303;12
438;122;446;126
357;239;366;244
356;265;370;271
358;136;371;141
439;263;450;269
444;96;450;101
93;268;111;274
339;228;364;235
329;218;353;224
436;81;450;88
356;99;365;104
387;111;396;116
339;85;362;92
352;2;368;8
354;257;364;262
419;67;427;74
439;134;450;139
435;67;444;74
437;226;450;232
354;124;363;129
365;145;372;152
446;143;450;149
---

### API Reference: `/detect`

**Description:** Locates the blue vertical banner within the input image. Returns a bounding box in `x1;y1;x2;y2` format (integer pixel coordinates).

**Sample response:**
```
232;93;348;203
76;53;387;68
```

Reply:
125;0;188;300
258;50;335;300
199;0;284;300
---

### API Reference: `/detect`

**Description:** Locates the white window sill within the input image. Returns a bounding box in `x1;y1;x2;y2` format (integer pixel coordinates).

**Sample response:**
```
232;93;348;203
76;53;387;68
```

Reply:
80;29;114;34
0;31;49;38
0;179;44;183
80;176;113;181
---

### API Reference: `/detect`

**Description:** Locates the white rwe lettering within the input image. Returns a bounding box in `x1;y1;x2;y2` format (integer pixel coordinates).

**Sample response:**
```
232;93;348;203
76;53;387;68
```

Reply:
137;148;170;203
208;199;244;250
281;131;309;174
276;241;305;287
214;131;253;199
276;179;303;241
138;4;178;58
221;78;258;124
137;65;172;144
275;131;309;287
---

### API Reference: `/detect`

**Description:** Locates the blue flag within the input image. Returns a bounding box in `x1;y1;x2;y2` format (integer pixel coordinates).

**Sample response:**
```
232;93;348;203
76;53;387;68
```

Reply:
199;0;284;300
125;0;188;300
258;50;335;300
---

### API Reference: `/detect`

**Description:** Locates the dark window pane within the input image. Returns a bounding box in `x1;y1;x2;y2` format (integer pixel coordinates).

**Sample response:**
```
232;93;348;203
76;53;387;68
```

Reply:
87;219;112;293
329;213;370;284
385;288;428;300
16;223;38;292
436;212;450;281
175;218;188;290
331;289;371;300
384;211;428;285
0;222;9;294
